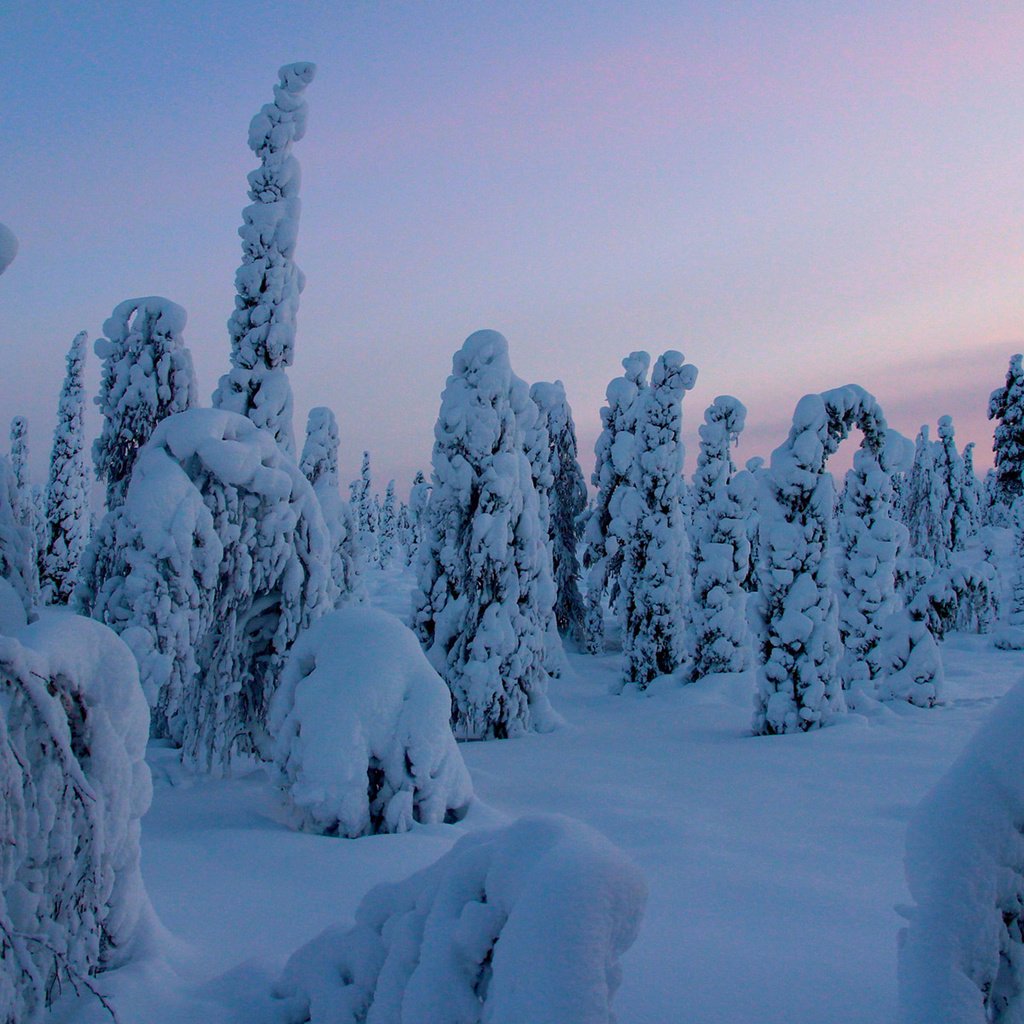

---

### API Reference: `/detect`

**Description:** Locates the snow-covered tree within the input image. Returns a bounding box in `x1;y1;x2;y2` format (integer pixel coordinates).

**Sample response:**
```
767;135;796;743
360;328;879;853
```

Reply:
269;608;472;837
902;425;946;566
353;451;379;566
961;441;982;537
689;395;750;681
531;381;587;641
935;415;970;554
0;613;151;1022
8;418;41;596
212;62;316;456
300;407;360;603
581;353;649;654
0;458;37;619
618;351;698;688
412;330;556;740
93;296;197;511
752;386;889;735
40;331;90;604
78;408;334;770
988;352;1024;506
406;470;431;565
273;815;646;1024
378;480;398;567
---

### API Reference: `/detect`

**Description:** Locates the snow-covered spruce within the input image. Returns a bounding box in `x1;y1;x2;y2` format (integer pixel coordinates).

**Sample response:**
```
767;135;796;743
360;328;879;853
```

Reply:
618;351;697;688
212;62;316;456
935;415;971;553
378;479;398;567
961;441;982;538
272;814;646;1024
405;470;430;565
835;432;912;704
898;676;1024;1023
300;407;361;603
901;425;946;566
531;380;587;640
994;498;1024;650
874;608;943;707
77;408;334;769
353;451;379;566
93;297;197;512
988;352;1024;506
413;330;556;740
40;331;90;605
0;611;151;1022
269;608;471;837
581;352;650;654
752;385;889;735
0;458;37;619
909;564;999;641
689;395;750;681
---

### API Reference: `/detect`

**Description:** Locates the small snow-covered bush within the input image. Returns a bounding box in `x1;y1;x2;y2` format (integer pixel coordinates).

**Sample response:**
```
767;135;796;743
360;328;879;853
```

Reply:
272;814;647;1024
0;611;151;1021
269;608;472;837
899;676;1024;1022
875;609;943;707
909;564;999;641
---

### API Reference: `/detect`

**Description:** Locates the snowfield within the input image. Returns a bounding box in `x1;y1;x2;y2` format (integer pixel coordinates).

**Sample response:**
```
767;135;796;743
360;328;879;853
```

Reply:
51;566;1023;1024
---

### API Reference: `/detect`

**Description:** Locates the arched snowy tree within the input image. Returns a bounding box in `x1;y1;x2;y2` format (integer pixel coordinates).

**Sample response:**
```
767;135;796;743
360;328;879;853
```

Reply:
212;62;316;456
988;352;1024;506
581;353;649;654
41;331;90;605
93;297;197;512
618;351;698;688
531;381;587;641
689;395;750;681
78;408;334;770
752;385;891;735
300;407;361;603
412;330;555;740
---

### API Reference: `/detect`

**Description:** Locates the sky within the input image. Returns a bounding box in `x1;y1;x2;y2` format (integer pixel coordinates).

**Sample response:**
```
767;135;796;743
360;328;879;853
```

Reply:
2;1;1022;494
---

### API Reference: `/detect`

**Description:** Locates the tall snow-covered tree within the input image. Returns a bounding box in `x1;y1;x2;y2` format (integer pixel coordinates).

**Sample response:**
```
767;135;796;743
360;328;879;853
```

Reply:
531;381;587;641
903;425;945;566
934;415;970;554
412;330;555;740
41;331;90;604
618;351;698;688
300;407;360;602
93;297;197;511
8;417;42;596
960;441;982;536
988;352;1024;505
752;386;888;735
0;458;38;618
689;395;750;681
212;62;316;456
581;352;650;654
406;470;431;565
353;451;380;565
379;480;398;567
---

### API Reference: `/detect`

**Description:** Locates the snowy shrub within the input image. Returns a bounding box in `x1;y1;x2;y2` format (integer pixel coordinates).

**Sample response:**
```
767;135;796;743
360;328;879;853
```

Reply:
78;408;334;771
988;352;1024;506
0;611;151;1021
213;62;316;456
272;814;647;1024
41;332;90;605
875;609;943;707
582;352;649;654
909;564;999;641
93;296;197;512
689;395;750;680
413;330;556;741
753;385;890;735
899;676;1024;1022
269;607;471;837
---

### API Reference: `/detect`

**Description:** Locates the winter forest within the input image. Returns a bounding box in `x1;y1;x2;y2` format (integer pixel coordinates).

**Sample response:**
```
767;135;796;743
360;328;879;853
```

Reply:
4;17;1024;1024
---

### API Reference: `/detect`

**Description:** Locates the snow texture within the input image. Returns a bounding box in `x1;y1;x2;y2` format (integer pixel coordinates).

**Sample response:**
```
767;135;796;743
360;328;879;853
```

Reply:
269;607;472;837
0;610;151;1021
77;408;334;771
413;330;556;740
899;675;1024;1023
0;222;16;275
272;814;646;1024
40;331;90;605
93;297;197;512
212;63;316;456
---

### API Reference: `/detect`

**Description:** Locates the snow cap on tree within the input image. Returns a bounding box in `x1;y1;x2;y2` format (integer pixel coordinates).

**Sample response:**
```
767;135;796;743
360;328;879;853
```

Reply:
213;62;316;455
93;296;197;511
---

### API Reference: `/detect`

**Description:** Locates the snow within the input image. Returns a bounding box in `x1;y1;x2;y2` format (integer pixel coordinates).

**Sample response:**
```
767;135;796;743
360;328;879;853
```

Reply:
268;607;472;837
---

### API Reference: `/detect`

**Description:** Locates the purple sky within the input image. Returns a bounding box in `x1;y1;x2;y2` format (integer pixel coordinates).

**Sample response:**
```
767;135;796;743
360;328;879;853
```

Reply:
2;2;1022;495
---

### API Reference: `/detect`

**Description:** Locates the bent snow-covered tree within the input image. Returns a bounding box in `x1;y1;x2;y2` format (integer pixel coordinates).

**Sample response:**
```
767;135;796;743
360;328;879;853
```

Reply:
93;297;197;512
413;330;555;740
619;351;698;687
78;408;334;770
212;62;316;456
41;331;90;605
988;352;1024;506
689;396;750;681
752;385;889;735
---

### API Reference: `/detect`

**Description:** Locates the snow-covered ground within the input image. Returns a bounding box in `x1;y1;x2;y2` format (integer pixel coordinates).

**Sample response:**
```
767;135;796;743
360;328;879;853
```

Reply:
55;565;1023;1024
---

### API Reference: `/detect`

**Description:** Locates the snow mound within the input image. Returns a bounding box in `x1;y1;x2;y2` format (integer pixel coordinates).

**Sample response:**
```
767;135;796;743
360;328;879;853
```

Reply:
0;610;152;1020
0;222;16;275
272;814;647;1024
269;607;472;837
899;676;1024;1022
